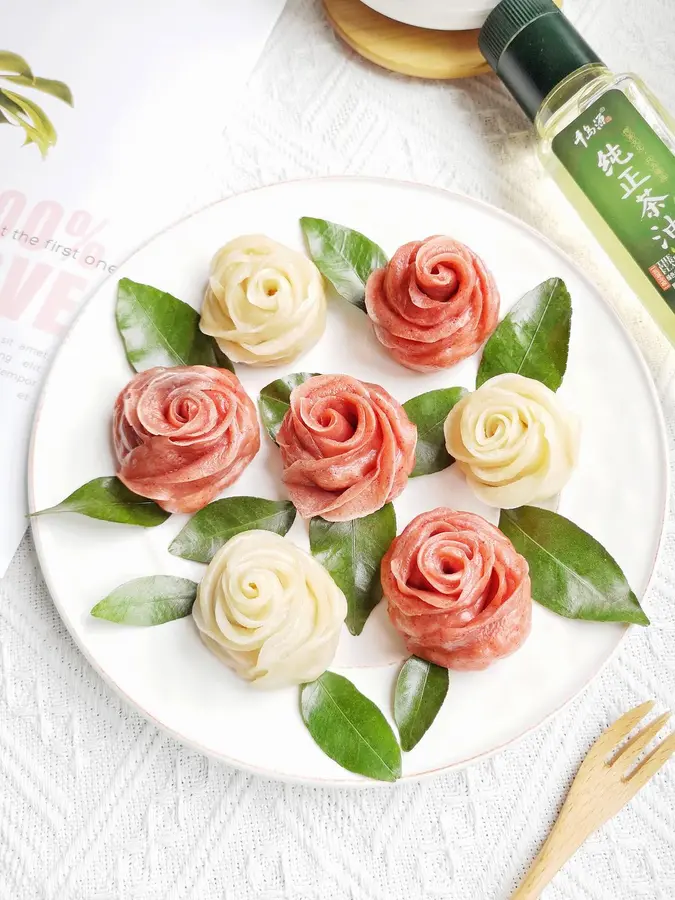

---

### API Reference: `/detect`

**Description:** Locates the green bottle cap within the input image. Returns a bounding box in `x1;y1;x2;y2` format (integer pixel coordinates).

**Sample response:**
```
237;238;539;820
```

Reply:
479;0;604;121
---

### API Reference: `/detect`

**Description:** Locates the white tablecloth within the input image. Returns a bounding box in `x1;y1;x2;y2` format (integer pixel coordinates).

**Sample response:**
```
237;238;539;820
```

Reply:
2;1;674;897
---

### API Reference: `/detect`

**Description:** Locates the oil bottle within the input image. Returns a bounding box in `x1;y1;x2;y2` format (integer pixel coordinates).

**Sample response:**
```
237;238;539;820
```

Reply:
479;0;675;342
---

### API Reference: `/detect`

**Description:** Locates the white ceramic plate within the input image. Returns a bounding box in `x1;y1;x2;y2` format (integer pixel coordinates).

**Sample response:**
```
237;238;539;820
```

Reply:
30;178;667;785
361;0;498;31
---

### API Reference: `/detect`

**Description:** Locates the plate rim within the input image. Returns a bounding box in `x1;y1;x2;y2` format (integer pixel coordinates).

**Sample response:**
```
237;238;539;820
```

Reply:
27;175;671;787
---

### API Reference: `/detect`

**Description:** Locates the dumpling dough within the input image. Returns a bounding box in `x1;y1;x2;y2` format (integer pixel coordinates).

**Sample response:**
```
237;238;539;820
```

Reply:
277;374;417;521
200;234;326;366
444;373;580;508
113;365;260;514
365;235;500;372
383;508;532;671
192;530;347;689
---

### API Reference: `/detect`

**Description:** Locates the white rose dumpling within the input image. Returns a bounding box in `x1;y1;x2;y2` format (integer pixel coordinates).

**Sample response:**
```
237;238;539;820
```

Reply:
192;530;347;689
200;234;326;365
444;373;580;508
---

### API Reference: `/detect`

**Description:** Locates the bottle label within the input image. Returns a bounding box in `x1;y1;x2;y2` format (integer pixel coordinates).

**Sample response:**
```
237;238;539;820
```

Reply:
553;89;675;305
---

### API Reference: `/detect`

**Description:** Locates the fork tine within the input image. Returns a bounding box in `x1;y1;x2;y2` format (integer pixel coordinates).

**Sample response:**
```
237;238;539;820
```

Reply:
625;732;675;792
590;701;655;757
611;712;671;772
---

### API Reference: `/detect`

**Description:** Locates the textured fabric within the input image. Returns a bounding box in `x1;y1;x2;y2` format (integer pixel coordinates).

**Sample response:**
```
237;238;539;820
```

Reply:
2;1;675;897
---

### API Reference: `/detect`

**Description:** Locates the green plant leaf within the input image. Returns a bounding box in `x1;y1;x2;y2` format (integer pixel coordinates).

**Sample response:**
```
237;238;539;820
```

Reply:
300;672;401;782
300;217;387;311
258;372;317;443
169;496;297;563
116;278;234;373
0;52;33;77
309;503;396;636
4;74;73;105
3;89;56;142
0;91;22;116
403;387;468;477
477;278;572;391
30;477;170;527
499;506;649;625
0;89;52;155
394;656;449;752
91;576;197;625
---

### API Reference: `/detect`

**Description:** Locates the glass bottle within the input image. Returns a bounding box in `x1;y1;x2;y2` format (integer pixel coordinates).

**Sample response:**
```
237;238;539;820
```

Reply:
480;0;675;343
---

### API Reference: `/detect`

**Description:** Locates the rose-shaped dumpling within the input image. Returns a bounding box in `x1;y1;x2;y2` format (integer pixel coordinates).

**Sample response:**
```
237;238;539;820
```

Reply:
113;366;260;514
383;509;532;670
444;373;580;508
199;235;326;366
192;530;347;688
365;235;500;372
277;374;417;521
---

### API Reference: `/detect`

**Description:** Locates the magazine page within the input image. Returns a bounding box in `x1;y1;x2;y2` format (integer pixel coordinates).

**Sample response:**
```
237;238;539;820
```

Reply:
0;0;286;573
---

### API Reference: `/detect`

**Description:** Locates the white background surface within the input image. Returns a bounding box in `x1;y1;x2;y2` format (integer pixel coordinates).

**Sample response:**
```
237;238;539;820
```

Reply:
2;0;675;896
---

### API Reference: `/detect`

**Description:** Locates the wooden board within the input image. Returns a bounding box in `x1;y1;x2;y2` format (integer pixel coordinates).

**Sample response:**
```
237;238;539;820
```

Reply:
324;0;561;81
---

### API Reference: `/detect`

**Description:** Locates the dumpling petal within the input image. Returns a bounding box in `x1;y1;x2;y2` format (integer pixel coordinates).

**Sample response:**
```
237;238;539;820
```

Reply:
200;235;326;366
382;509;532;671
365;236;500;372
444;373;580;508
113;366;260;514
192;530;347;688
276;374;417;521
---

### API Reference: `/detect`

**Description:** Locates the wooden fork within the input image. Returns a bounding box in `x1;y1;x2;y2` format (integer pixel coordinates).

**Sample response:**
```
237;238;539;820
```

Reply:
512;701;675;899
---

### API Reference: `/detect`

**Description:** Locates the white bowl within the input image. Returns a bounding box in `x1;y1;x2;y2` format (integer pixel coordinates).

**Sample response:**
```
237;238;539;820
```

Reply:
361;0;499;31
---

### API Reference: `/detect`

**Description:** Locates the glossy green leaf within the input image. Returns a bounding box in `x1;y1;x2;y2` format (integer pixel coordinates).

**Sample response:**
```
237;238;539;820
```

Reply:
4;74;73;105
403;387;468;477
394;656;449;752
116;278;234;373
477;278;572;391
30;477;170;527
300;217;387;311
169;496;297;563
309;503;396;636
91;576;197;625
499;507;649;625
300;672;401;782
258;372;317;443
0;52;33;77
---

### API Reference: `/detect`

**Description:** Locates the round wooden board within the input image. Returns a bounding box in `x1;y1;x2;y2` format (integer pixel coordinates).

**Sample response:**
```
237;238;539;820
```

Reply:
323;0;562;80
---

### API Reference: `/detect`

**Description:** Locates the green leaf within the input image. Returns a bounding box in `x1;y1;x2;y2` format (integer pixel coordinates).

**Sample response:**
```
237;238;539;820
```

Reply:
0;52;33;77
91;576;197;625
394;656;449;752
3;74;73;106
169;496;297;563
300;217;387;311
477;278;572;391
0;89;52;156
258;372;317;443
300;672;401;782
499;507;649;626
30;476;170;527
403;387;468;477
116;278;234;373
309;503;396;636
3;89;56;142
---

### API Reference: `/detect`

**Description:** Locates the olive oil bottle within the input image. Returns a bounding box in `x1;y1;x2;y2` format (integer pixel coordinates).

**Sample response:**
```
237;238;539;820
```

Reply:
479;0;675;342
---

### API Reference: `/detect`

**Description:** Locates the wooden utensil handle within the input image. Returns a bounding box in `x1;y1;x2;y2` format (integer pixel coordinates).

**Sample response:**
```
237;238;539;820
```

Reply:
511;820;585;899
